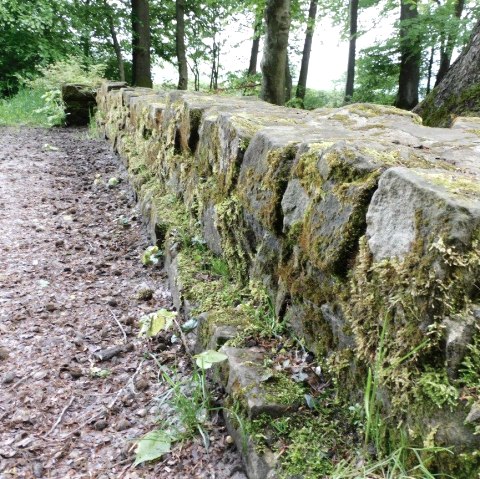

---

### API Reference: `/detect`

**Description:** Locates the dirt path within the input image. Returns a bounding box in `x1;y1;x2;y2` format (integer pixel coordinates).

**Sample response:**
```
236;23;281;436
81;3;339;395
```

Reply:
0;127;244;479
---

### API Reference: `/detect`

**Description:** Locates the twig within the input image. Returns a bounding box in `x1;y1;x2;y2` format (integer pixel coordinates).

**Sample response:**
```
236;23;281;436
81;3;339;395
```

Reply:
107;359;144;409
108;307;127;343
45;396;75;436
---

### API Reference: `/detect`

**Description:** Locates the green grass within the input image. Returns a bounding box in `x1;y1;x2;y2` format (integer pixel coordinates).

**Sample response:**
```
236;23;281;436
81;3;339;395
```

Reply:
0;89;51;127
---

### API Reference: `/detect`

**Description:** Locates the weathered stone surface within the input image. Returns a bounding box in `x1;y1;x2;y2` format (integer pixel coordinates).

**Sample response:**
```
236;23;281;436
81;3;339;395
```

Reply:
366;167;480;262
96;81;480;477
219;347;303;419
224;409;278;479
62;84;96;126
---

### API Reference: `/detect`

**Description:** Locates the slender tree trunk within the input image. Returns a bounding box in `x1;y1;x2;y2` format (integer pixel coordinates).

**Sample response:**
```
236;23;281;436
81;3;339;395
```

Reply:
260;0;291;106
82;0;91;59
435;0;465;86
426;45;434;95
131;0;152;87
248;14;263;75
344;0;358;103
394;0;421;110
105;0;125;82
176;0;188;90
296;0;317;101
285;55;292;102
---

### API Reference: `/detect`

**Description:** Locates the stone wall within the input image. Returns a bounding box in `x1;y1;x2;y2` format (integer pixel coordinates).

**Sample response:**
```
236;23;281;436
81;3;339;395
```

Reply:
95;81;480;477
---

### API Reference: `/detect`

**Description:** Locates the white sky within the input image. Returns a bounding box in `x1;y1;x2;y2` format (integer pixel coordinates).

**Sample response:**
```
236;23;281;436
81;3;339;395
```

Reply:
153;7;397;92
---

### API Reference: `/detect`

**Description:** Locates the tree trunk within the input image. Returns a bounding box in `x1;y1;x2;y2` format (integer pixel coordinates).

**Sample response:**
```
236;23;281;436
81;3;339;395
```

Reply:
285;55;292;102
105;0;125;82
248;14;263;76
131;0;152;87
426;45;434;95
296;0;318;102
344;0;358;103
394;0;421;110
260;0;291;106
176;0;188;90
434;0;465;86
414;20;480;126
81;0;91;59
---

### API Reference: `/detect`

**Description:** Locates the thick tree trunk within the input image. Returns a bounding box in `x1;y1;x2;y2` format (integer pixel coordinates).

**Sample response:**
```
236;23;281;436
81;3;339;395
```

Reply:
434;0;465;86
426;45;434;95
260;0;291;106
176;0;188;90
105;1;125;82
344;0;358;103
296;0;318;102
248;14;263;76
131;0;152;87
394;0;421;110
414;20;480;126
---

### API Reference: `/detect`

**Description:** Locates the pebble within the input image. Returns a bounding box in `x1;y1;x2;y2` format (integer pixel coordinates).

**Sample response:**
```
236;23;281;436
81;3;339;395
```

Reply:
0;346;9;360
94;419;108;431
106;297;118;307
45;303;56;312
136;408;147;417
115;419;131;431
32;463;44;478
2;372;16;384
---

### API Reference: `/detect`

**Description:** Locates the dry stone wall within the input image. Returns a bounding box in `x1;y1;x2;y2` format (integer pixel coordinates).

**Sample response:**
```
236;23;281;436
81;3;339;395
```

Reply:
95;81;480;477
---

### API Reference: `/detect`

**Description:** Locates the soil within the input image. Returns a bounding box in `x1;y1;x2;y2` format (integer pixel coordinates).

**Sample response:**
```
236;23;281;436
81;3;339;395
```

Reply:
0;127;246;479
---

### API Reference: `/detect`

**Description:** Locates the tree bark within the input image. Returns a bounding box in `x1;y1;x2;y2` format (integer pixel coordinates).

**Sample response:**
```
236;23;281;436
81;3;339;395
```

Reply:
260;0;291;106
394;0;421;110
248;14;263;76
176;0;188;90
296;0;318;102
285;55;292;102
104;0;125;82
344;0;358;103
414;20;480;126
131;0;152;87
434;0;465;86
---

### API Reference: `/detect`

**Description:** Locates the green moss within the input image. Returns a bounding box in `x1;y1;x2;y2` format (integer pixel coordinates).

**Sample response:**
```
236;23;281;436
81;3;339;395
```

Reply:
415;170;480;200
419;83;480;127
347;103;423;125
263;373;306;406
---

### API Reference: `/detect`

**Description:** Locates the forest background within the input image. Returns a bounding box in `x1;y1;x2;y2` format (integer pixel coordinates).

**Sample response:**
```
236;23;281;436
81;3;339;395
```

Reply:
0;0;479;126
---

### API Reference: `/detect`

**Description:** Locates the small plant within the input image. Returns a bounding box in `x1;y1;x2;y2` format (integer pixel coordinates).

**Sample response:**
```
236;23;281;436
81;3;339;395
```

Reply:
141;245;163;266
417;369;458;410
138;309;176;338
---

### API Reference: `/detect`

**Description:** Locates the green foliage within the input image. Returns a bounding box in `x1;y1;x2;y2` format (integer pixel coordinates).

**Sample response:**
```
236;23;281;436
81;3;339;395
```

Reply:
193;350;228;370
0;89;52;127
417;369;458;410
134;430;172;467
138;309;177;338
460;327;480;401
141;245;163;266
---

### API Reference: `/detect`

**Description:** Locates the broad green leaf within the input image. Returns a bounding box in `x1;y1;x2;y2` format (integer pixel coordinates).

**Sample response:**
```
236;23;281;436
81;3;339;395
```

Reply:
108;177;119;187
194;350;228;370
133;429;171;467
138;309;176;338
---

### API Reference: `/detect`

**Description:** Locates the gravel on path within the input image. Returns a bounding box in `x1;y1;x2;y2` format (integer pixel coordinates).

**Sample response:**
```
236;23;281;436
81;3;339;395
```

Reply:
0;127;244;479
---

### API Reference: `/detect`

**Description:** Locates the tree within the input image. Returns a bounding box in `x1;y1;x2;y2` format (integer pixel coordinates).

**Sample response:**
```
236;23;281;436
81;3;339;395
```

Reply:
414;19;480;126
131;0;152;87
261;0;292;105
295;0;318;102
103;0;125;81
176;0;188;90
435;0;465;85
394;0;421;110
344;0;359;102
248;12;264;75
